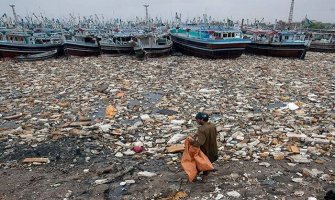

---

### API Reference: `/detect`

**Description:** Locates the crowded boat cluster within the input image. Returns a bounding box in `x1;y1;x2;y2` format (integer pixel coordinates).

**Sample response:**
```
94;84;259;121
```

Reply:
1;24;334;62
0;5;334;62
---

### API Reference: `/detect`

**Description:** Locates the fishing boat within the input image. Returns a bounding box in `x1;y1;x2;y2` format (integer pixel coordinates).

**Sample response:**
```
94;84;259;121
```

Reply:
134;34;173;58
15;49;58;61
0;31;63;58
100;31;137;54
246;30;311;59
308;32;335;53
64;28;101;57
170;27;251;59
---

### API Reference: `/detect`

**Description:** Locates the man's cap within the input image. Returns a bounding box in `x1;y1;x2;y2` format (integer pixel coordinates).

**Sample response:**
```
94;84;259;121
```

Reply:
195;112;209;120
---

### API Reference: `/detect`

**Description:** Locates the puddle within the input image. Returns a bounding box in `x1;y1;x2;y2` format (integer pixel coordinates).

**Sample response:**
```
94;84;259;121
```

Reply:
143;92;162;104
30;106;43;115
252;107;262;113
138;159;166;172
260;178;277;187
128;92;163;110
0;121;19;129
54;92;67;100
105;185;130;200
267;102;287;109
9;90;23;99
120;119;141;126
91;101;107;120
128;99;141;109
0;137;99;164
155;109;178;116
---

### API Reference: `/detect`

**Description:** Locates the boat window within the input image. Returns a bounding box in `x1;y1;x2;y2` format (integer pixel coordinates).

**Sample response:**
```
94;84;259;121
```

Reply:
222;33;228;38
232;33;235;37
285;36;289;40
214;32;221;38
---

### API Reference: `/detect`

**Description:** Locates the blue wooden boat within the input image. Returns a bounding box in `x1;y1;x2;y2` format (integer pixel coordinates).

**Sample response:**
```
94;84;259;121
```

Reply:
170;27;251;59
246;30;311;59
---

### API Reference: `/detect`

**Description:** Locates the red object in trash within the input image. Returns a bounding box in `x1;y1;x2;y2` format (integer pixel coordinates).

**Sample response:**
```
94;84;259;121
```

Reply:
132;146;143;153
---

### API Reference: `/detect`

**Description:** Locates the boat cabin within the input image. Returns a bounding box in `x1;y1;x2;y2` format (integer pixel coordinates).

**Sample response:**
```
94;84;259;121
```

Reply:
135;34;170;47
135;35;155;47
33;32;61;44
75;28;102;36
73;35;98;43
2;32;31;44
111;35;135;45
249;30;306;43
72;28;101;44
310;33;334;43
209;30;241;39
277;31;306;42
172;28;242;40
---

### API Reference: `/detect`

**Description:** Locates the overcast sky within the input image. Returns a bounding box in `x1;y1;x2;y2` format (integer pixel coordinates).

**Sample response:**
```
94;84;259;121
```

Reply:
1;0;334;23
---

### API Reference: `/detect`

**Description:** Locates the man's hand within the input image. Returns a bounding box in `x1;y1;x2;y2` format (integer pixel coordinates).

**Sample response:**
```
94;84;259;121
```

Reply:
188;136;195;143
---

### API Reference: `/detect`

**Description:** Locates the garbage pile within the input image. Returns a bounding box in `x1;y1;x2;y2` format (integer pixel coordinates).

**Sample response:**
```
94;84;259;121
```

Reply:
0;52;334;199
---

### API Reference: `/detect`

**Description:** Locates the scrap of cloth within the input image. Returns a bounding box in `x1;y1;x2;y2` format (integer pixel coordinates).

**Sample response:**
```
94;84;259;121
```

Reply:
181;138;214;182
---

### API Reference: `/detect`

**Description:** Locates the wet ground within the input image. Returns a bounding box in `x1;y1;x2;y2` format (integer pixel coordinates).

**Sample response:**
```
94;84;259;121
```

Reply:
1;137;334;200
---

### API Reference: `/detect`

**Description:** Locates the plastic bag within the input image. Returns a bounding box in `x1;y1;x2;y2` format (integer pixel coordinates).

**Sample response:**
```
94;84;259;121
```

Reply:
181;138;214;182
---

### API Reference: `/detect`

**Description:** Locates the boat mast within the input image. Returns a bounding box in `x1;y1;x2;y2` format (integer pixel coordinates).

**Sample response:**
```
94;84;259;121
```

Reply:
143;5;149;26
33;13;42;27
288;0;295;29
0;14;7;27
9;4;18;27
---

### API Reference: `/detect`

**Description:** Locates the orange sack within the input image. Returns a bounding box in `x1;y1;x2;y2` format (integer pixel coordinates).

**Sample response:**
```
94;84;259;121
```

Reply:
181;138;214;182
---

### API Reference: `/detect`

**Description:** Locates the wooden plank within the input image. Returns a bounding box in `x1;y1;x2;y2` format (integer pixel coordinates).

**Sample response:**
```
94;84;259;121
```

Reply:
166;144;185;153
